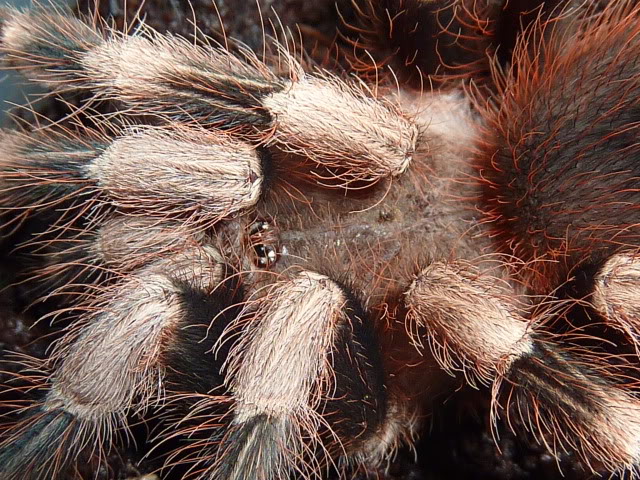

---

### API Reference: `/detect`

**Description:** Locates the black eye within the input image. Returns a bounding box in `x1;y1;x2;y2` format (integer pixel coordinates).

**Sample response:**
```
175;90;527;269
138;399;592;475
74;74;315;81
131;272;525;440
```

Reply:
250;220;270;236
248;220;279;268
255;244;278;267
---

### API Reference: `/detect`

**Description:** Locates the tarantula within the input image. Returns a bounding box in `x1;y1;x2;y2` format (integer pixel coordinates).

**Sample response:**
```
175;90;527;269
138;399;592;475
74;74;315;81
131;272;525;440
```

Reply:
1;0;640;479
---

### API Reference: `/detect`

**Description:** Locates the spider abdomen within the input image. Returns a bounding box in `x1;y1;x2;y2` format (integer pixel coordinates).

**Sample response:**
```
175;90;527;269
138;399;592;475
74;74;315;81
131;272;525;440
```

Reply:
478;8;640;291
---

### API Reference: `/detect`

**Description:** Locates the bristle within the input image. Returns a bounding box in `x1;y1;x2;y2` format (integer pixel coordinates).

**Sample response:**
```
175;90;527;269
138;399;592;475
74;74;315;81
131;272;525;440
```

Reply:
345;0;497;86
592;252;640;355
215;270;391;479
492;0;563;66
502;341;640;475
405;260;534;386
0;408;83;480
0;126;264;229
476;1;640;291
1;8;418;186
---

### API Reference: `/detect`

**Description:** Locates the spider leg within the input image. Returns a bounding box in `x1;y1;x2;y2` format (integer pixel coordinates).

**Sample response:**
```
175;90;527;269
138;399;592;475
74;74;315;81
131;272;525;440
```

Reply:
405;260;640;476
0;7;418;186
0;126;265;233
592;252;640;356
0;243;242;480
202;270;398;480
22;220;209;312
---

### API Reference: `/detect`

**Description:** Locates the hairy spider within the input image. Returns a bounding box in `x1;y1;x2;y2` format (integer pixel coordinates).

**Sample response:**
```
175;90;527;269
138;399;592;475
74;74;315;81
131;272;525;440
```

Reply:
1;0;640;479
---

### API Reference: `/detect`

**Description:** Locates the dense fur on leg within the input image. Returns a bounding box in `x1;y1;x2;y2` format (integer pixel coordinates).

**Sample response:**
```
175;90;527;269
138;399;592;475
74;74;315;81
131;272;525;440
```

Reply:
214;271;388;480
405;259;640;475
501;342;640;476
590;252;640;355
405;260;534;387
0;409;78;480
0;245;228;477
0;126;265;231
0;6;418;186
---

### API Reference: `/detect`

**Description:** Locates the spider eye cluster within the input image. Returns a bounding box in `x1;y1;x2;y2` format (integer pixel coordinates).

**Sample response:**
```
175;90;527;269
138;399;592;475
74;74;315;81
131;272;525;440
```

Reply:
247;220;279;268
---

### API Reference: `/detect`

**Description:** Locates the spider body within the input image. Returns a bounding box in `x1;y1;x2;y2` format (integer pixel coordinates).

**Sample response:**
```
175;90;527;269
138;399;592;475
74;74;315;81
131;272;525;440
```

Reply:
1;1;640;479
